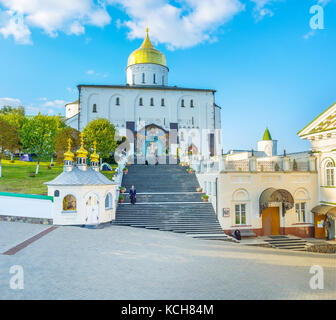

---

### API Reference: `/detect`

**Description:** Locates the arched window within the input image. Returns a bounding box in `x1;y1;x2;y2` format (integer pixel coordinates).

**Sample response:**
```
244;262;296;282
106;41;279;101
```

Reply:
181;99;185;107
54;190;60;197
326;161;335;186
105;193;113;209
142;73;145;83
92;104;97;113
232;189;249;225
150;98;154;106
116;97;120;106
161;98;165;106
153;74;156;84
63;195;76;211
190;99;194;108
139;97;143;106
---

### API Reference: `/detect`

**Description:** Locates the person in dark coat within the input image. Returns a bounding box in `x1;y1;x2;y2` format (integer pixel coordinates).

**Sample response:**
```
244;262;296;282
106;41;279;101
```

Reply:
234;229;241;241
324;216;331;240
129;185;136;205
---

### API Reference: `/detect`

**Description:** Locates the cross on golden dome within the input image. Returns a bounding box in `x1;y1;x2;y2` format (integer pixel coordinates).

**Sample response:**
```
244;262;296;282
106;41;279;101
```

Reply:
64;138;74;161
90;141;99;163
76;132;88;159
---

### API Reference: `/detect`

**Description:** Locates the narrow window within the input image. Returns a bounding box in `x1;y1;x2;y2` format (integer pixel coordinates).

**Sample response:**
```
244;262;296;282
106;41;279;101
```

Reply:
235;204;246;225
153;74;156;84
326;161;335;186
132;74;135;85
139;98;143;106
192;117;194;125
116;97;120;106
93;104;97;113
162;76;164;85
105;193;113;209
181;99;185;107
161;98;165;106
150;98;154;106
295;202;307;223
190;99;194;108
142;73;145;84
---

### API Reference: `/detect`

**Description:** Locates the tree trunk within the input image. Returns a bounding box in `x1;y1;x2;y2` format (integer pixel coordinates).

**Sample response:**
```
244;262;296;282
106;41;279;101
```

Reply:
35;160;40;175
0;157;2;178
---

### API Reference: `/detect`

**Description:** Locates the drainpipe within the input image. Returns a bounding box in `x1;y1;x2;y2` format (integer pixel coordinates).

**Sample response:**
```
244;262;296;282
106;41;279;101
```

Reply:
215;177;219;220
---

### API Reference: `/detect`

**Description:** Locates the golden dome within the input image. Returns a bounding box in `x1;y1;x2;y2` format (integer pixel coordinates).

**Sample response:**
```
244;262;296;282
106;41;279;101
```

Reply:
76;133;88;159
127;28;166;68
64;138;74;162
90;141;99;163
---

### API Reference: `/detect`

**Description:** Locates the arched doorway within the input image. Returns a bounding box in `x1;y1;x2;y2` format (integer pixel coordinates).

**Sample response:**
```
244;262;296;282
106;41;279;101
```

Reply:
85;193;99;225
136;124;169;162
259;188;294;236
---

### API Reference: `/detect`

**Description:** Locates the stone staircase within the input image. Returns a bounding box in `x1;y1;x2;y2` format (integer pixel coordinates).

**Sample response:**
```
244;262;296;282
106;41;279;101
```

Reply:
264;236;308;251
113;164;232;241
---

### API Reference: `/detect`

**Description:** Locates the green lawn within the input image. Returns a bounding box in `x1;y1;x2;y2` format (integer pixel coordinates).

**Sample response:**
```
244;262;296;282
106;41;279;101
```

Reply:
0;160;116;195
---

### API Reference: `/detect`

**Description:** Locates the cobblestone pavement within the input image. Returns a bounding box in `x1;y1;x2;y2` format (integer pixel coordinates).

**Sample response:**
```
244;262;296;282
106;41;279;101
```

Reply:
0;221;335;300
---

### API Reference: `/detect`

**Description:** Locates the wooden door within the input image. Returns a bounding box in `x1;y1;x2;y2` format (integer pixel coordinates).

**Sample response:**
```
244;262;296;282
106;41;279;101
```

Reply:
262;207;280;236
314;214;326;239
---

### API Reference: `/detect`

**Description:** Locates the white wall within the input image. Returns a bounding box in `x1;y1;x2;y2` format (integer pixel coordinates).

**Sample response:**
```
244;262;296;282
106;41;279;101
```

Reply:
0;195;52;219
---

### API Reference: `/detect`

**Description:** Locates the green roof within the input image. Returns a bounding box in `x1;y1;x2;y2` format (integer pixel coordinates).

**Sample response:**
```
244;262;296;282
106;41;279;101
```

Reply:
263;128;272;141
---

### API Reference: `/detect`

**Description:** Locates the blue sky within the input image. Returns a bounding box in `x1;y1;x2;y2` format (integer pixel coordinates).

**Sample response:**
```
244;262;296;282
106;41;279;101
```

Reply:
0;0;335;153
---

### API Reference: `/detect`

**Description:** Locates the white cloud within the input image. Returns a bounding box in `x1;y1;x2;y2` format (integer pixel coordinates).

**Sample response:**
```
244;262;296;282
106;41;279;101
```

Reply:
0;0;284;48
250;0;278;21
87;69;95;75
303;30;316;40
318;0;331;6
66;87;78;95
113;0;244;49
42;99;67;109
0;97;22;107
0;12;32;44
0;0;111;43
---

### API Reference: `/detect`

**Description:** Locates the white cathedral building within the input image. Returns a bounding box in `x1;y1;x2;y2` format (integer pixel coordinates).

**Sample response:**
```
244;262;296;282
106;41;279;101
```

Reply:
65;29;222;162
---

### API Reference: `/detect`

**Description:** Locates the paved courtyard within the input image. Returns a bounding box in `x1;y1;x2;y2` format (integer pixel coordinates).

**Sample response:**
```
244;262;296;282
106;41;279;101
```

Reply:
0;221;335;300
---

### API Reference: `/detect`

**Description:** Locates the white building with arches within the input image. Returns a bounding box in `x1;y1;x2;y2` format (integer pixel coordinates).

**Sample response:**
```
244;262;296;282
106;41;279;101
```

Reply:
298;102;336;239
195;128;319;238
65;29;221;161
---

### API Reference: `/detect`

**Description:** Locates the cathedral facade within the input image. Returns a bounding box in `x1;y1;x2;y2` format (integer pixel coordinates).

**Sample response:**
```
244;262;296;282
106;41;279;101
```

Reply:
65;29;222;162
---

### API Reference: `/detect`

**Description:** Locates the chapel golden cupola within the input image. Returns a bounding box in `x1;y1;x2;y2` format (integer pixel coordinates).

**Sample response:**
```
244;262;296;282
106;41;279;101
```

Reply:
76;133;89;171
63;138;75;172
90;141;100;172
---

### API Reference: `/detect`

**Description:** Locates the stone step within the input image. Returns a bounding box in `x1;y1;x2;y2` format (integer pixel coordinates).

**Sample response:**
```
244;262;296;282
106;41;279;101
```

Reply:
121;193;204;202
115;164;235;242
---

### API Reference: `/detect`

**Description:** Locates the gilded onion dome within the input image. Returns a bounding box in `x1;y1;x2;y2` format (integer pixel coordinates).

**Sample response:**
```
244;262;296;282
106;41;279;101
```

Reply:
90;141;99;163
64;138;74;161
76;132;88;159
127;28;167;68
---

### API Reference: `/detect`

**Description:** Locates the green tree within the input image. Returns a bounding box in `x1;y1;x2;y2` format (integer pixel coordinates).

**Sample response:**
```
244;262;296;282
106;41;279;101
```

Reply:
0;106;26;130
0;118;20;158
20;113;65;160
55;127;81;163
83;118;117;159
